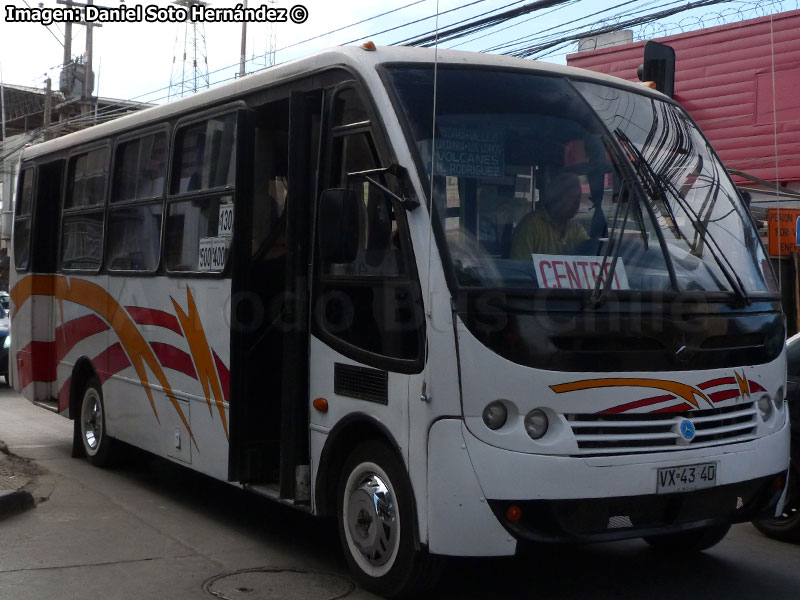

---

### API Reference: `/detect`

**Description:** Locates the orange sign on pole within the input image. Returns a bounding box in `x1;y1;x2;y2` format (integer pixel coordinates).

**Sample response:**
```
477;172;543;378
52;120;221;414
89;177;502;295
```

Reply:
767;207;800;256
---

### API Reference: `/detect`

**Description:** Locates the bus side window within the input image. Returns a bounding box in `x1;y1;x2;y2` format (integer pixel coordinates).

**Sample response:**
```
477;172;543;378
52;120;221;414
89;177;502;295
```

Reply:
13;167;34;271
108;132;166;272
315;129;419;362
61;148;108;271
166;113;237;273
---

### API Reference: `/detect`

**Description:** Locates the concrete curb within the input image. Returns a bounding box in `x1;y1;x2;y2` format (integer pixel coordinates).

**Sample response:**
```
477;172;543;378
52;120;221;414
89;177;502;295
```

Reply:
0;439;42;519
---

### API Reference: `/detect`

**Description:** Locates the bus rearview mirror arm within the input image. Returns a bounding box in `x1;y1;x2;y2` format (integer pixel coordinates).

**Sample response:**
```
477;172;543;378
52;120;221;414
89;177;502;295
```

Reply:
346;164;420;211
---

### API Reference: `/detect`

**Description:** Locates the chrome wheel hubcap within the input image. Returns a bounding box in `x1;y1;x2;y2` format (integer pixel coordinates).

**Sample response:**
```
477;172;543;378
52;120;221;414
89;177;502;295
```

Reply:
81;389;103;454
346;472;397;567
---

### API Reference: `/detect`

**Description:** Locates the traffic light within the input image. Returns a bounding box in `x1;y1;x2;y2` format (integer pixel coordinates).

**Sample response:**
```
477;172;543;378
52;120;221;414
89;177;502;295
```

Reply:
638;41;675;98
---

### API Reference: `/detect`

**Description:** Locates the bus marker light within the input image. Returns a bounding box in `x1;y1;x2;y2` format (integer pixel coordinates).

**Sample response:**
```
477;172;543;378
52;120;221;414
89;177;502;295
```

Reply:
506;505;522;522
524;409;548;440
313;398;329;413
482;401;508;430
361;41;377;51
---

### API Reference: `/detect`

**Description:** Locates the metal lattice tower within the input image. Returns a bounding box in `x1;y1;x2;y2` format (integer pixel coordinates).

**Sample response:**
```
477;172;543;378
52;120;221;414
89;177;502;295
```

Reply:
168;0;210;100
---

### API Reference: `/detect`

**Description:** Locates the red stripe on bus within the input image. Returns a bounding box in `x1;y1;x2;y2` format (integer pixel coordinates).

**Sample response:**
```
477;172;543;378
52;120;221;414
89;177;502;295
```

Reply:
652;403;694;413
150;342;198;380
125;306;184;336
698;377;736;390
56;314;109;362
709;389;741;403
749;381;766;393
16;341;57;388
213;350;230;404
96;343;132;384
600;394;675;414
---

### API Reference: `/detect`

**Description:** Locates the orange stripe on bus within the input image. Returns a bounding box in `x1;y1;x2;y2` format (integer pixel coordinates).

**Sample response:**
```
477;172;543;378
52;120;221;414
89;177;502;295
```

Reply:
551;377;712;409
171;288;229;439
11;274;198;448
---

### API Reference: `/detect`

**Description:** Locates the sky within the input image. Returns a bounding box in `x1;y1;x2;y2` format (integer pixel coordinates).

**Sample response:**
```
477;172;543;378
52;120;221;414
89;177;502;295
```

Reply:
0;0;795;104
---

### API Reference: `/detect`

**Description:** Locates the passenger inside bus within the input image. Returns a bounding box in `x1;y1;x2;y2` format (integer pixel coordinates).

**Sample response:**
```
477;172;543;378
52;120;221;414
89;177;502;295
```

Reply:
510;172;588;258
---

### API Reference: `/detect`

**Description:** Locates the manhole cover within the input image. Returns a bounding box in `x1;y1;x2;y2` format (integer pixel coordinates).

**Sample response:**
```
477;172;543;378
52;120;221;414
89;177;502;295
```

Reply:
203;568;355;600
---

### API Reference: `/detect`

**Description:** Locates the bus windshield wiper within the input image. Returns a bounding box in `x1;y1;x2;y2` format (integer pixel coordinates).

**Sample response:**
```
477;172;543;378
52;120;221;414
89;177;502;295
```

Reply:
589;178;632;308
613;130;750;305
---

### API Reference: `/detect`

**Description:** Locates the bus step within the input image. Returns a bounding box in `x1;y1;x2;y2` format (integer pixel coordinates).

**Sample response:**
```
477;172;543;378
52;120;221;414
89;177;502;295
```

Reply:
243;483;313;512
33;400;59;413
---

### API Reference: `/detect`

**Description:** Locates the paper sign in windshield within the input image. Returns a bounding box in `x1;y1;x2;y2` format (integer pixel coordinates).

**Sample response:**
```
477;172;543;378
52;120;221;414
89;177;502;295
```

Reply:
532;254;630;290
433;126;504;179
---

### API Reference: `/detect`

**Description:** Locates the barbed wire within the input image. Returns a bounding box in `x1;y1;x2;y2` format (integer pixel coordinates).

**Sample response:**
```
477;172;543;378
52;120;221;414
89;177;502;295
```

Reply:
632;0;799;40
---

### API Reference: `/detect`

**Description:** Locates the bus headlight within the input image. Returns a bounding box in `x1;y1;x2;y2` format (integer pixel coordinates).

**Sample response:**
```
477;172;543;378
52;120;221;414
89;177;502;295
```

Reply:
757;394;773;420
2;335;9;349
482;401;508;430
524;409;549;440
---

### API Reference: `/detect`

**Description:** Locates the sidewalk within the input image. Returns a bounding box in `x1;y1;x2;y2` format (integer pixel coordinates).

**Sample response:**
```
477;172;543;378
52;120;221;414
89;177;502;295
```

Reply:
0;440;39;519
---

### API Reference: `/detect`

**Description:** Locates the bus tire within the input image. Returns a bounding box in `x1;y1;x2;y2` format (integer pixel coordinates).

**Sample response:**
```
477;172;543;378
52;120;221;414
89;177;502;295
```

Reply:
75;375;117;467
643;523;730;552
337;441;442;598
753;462;800;542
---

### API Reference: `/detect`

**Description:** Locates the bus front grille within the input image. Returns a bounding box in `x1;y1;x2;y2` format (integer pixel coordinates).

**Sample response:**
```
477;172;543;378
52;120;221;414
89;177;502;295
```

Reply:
565;402;758;455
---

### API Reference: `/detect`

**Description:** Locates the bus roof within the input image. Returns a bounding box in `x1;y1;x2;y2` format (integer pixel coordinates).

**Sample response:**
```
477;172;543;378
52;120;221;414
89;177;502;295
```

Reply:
20;45;663;161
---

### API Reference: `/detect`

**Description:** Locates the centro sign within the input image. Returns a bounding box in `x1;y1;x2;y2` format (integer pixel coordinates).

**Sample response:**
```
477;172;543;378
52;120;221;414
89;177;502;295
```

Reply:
531;253;630;290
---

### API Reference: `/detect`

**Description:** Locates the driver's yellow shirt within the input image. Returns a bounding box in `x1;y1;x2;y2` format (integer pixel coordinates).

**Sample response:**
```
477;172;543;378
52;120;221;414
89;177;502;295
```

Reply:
511;209;588;259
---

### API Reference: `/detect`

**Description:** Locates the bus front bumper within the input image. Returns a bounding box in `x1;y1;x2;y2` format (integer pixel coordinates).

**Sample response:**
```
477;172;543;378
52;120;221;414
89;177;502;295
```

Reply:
464;417;789;544
425;418;788;554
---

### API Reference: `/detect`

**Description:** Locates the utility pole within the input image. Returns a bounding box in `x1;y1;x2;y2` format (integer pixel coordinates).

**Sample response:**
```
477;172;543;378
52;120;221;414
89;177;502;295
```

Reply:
56;0;105;122
84;0;94;114
44;78;53;141
0;63;5;144
63;0;72;67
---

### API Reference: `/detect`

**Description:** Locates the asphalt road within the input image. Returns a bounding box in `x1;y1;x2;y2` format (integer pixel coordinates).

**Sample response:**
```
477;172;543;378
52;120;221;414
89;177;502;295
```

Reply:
1;384;799;600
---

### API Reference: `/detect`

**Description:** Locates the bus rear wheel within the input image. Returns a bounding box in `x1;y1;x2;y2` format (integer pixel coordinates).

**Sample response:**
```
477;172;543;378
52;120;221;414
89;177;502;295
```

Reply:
337;441;441;598
643;523;730;552
74;375;117;467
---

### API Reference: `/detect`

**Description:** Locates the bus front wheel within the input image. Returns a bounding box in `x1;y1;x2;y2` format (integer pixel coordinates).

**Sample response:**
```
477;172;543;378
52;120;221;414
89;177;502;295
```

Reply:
753;462;800;542
337;441;441;598
643;523;730;552
74;375;117;467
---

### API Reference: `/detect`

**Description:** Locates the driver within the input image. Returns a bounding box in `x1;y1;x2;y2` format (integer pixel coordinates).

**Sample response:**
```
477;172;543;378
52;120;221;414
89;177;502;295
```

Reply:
510;172;588;258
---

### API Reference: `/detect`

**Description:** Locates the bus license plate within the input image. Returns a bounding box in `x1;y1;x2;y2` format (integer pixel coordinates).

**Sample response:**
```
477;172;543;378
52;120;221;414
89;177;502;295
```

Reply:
656;462;717;494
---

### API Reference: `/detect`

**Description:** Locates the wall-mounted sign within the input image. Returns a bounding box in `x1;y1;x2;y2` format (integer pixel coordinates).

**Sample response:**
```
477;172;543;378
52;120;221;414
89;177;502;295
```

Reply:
767;208;800;256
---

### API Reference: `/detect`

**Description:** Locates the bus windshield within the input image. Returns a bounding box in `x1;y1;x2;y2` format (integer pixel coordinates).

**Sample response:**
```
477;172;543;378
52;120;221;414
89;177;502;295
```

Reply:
386;66;777;296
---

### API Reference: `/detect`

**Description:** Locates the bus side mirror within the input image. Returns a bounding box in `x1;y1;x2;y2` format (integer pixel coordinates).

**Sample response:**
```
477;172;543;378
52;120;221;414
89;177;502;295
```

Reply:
638;41;675;98
319;188;360;264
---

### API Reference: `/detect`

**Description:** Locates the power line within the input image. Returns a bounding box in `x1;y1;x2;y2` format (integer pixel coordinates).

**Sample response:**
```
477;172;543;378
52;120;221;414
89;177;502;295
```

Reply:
479;0;655;53
395;0;534;47
507;0;732;57
401;0;574;47
483;0;688;54
445;0;582;49
341;0;497;47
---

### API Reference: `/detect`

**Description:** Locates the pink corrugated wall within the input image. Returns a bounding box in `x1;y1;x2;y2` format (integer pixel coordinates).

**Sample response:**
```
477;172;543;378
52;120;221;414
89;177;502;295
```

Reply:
567;10;800;183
